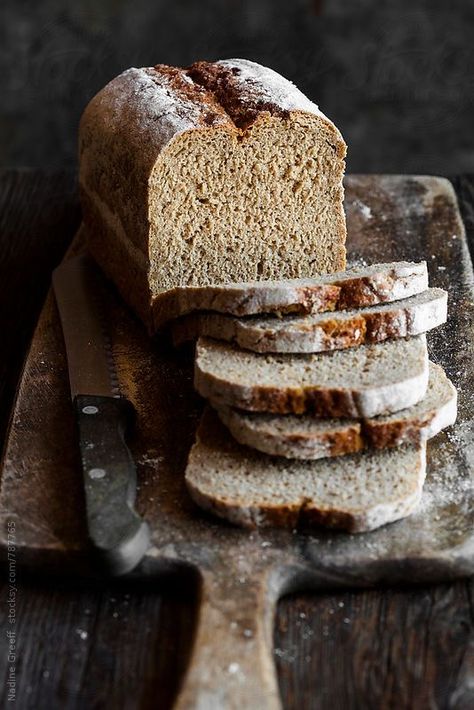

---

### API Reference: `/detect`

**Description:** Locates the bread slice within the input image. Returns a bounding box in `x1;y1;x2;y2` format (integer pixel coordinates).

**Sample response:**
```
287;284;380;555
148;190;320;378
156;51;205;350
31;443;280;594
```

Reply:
215;362;456;459
79;59;347;332
156;260;429;328
195;335;429;418
173;287;446;353
185;408;427;532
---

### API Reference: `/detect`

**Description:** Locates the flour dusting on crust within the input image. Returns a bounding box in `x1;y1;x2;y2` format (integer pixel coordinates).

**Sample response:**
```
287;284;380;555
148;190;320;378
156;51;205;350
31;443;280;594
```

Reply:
109;68;227;149
217;59;324;117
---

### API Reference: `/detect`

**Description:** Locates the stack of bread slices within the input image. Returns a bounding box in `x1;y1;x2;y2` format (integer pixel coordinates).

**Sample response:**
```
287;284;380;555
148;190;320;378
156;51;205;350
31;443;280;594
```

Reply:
178;261;457;533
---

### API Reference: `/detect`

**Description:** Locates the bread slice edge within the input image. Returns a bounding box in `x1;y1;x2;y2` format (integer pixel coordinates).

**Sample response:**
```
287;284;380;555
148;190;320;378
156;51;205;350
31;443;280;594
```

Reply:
214;362;456;459
185;409;427;532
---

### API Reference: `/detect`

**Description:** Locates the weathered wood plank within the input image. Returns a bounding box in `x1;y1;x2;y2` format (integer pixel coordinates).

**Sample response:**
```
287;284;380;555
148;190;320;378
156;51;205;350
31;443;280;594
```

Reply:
0;575;197;709
0;169;80;444
275;580;474;709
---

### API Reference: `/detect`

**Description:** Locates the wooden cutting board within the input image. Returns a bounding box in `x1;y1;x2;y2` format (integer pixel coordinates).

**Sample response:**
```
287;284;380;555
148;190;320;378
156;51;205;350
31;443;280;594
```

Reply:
1;175;473;709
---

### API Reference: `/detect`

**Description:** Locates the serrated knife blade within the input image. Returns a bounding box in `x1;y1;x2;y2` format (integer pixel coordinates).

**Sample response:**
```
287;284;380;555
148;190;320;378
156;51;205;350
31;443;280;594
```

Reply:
53;255;150;576
53;255;121;398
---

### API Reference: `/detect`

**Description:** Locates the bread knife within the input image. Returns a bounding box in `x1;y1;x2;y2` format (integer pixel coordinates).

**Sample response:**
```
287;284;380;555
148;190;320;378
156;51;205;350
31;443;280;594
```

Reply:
52;255;150;575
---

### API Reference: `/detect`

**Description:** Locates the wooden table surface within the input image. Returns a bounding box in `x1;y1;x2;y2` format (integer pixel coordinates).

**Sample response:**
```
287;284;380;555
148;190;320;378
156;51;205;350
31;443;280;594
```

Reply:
0;170;473;710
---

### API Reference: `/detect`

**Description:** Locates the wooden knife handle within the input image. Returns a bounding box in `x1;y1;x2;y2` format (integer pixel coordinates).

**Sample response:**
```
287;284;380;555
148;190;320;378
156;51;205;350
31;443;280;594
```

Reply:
174;568;282;710
74;394;150;576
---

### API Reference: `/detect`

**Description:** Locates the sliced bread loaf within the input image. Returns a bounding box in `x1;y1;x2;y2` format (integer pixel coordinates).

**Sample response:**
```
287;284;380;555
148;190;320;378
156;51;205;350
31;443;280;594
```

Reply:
185;408;427;532
173;287;446;353
215;362;457;459
79;59;347;332
155;260;428;328
194;335;429;418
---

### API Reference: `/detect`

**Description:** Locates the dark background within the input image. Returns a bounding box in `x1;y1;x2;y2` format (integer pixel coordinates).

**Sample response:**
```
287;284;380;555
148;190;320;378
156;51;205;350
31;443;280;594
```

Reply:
1;5;474;708
2;0;474;174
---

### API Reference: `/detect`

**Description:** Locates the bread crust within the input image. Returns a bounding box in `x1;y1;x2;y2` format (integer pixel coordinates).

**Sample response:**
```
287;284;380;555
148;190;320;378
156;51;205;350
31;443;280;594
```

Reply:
151;261;428;330
172;287;446;353
194;336;430;418
214;363;457;459
185;409;427;532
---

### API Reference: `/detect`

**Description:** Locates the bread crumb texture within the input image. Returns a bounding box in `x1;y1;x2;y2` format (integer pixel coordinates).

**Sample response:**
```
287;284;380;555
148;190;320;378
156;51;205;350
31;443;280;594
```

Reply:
185;408;426;532
194;334;429;418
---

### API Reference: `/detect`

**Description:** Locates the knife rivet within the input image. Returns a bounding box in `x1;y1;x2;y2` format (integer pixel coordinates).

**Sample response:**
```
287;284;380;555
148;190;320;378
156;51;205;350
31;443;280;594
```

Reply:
83;405;99;415
89;468;106;479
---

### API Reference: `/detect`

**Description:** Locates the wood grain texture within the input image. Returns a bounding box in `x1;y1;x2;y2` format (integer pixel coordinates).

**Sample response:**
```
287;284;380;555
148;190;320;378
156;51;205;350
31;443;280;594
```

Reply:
0;574;198;710
0;169;80;446
274;581;474;709
0;171;473;709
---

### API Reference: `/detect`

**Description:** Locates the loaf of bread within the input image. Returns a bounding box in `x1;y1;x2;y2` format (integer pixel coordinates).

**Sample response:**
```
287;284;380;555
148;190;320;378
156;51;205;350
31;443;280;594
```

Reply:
79;59;347;331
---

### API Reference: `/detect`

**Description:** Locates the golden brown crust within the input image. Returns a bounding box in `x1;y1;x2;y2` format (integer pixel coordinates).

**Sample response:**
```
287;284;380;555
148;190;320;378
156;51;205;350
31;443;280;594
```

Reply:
194;336;430;419
364;418;427;449
299;506;356;532
151;263;428;330
336;275;418;309
82;221;154;332
185;409;427;532
231;386;363;418
152;283;341;330
214;361;456;461
171;287;446;354
80;178;154;331
188;482;373;532
216;405;424;459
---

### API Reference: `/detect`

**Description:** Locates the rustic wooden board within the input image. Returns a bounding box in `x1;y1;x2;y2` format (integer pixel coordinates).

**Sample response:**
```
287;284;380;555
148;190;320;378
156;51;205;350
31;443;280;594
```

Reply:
1;175;473;709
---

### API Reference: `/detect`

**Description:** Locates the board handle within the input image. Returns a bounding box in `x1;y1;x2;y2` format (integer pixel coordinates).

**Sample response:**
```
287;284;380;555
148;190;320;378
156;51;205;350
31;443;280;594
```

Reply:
174;568;282;710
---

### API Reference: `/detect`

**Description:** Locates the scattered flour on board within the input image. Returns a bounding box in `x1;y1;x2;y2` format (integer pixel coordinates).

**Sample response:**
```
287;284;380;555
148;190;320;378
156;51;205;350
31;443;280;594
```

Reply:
346;255;369;270
274;645;297;663
349;198;373;220
138;453;164;468
417;424;474;517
